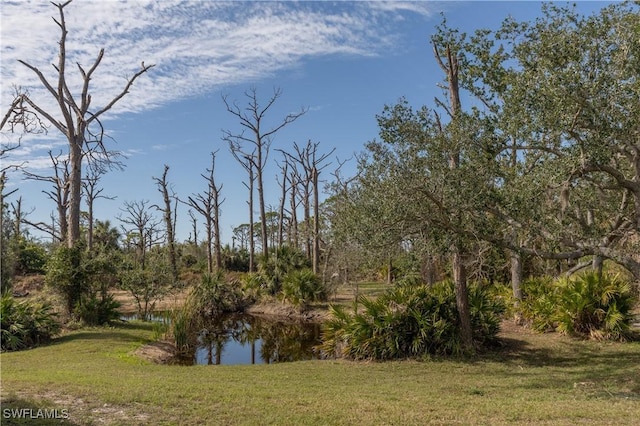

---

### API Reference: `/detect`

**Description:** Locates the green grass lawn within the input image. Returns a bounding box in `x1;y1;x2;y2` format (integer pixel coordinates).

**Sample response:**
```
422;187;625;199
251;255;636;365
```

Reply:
1;321;639;425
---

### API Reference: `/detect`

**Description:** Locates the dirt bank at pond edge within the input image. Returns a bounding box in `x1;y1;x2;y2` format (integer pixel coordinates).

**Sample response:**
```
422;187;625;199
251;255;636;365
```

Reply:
246;301;329;322
133;341;177;364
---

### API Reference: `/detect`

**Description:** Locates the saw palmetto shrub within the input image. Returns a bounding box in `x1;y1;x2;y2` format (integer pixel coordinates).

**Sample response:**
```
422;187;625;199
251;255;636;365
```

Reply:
187;271;251;318
256;246;311;295
520;276;559;332
520;272;636;341
73;293;121;326
281;269;327;311
320;280;504;360
1;294;60;351
555;272;635;341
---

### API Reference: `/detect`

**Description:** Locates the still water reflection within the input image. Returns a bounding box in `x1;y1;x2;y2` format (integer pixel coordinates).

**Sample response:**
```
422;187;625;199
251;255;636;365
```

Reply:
172;314;323;365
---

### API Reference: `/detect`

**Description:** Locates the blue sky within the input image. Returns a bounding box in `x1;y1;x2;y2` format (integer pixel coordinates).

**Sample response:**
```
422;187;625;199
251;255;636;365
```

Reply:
1;1;611;245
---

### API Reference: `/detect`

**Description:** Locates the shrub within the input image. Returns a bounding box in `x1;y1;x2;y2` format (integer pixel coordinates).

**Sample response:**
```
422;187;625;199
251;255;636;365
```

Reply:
256;246;310;295
118;258;173;321
1;294;60;351
281;269;326;311
520;272;636;341
555;272;635;341
187;271;250;318
73;293;121;326
520;276;558;332
241;272;267;298
45;245;91;315
321;280;504;360
14;238;48;275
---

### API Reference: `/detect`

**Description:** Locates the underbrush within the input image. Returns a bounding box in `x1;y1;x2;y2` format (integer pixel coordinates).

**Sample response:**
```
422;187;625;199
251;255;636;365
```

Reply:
0;294;60;351
321;280;505;360
521;271;636;341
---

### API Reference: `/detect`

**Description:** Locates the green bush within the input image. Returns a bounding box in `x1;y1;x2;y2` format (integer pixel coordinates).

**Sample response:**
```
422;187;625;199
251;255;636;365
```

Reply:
241;272;267;298
321;280;504;360
555;272;635;341
281;269;326;311
73;293;121;326
187;271;250;318
520;272;636;341
118;258;173;321
520;276;558;332
256;246;310;295
14;238;48;275
1;294;60;351
45;245;91;314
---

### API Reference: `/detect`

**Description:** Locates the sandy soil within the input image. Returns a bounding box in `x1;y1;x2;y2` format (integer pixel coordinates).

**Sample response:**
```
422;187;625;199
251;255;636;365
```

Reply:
111;289;189;315
133;341;177;364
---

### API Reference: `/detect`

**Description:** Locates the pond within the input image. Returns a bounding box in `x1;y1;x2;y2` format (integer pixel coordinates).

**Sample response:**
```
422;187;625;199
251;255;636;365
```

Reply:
123;312;323;365
178;314;323;366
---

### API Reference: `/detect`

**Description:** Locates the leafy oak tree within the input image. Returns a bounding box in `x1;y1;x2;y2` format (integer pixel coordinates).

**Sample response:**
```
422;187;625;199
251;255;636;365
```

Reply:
459;2;640;280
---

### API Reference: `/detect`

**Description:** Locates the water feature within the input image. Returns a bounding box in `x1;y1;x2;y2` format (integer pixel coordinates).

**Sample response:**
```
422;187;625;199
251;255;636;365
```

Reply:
176;313;323;365
122;312;323;365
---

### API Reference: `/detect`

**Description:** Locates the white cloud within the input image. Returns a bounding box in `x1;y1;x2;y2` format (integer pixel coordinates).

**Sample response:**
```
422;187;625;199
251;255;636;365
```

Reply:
0;0;433;163
1;1;432;109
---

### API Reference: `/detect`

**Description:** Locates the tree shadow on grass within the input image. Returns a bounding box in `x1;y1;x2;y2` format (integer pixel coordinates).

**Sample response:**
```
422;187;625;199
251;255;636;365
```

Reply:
484;330;640;399
492;332;640;368
50;321;155;346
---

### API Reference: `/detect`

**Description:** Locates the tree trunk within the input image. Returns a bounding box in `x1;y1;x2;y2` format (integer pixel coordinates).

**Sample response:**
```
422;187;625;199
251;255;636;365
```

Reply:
510;249;523;301
592;255;603;279
213;205;222;271
453;249;473;352
289;178;298;249
248;165;255;272
277;162;288;250
303;185;311;260
422;255;436;285
206;218;213;274
67;138;83;248
87;198;94;252
256;141;269;260
156;165;178;281
312;167;320;274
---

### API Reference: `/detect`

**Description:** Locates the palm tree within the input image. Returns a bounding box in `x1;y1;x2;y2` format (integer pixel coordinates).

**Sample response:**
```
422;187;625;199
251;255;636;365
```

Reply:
92;220;120;252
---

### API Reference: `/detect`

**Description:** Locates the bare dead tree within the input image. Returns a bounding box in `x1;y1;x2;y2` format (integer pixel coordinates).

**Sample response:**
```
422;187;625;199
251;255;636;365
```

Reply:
5;0;153;248
2;89;48;276
281;140;334;272
283;143;313;258
222;87;306;260
82;165;116;252
310;146;335;274
118;200;162;270
152;165;178;281
184;152;224;273
22;151;70;243
275;155;290;249
288;166;301;249
1;86;48;141
236;154;256;272
8;197;25;240
188;209;198;247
